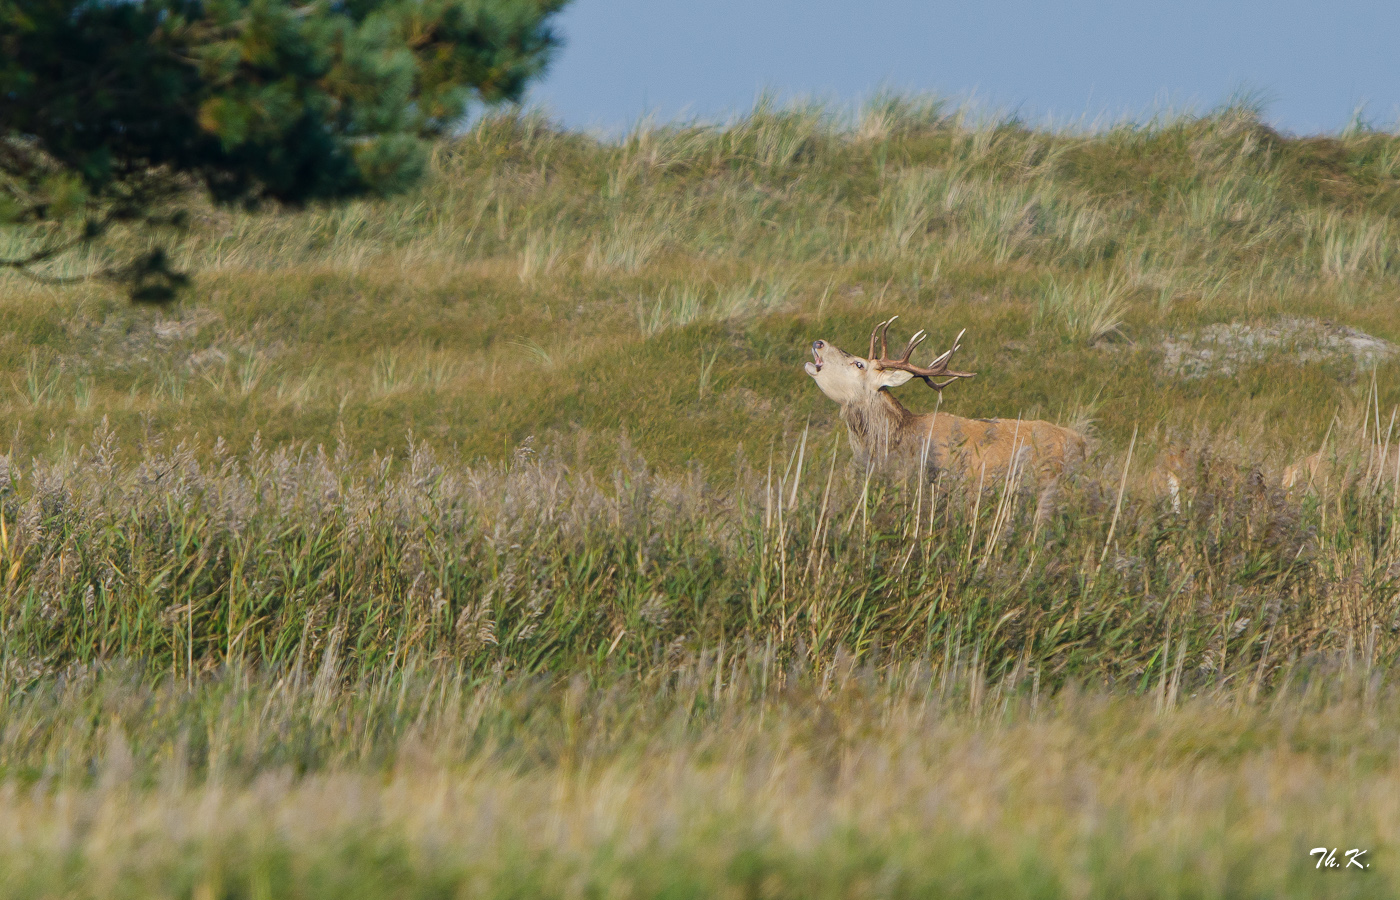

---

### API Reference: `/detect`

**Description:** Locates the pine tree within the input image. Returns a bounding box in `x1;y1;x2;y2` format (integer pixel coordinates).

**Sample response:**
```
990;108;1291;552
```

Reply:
0;0;567;300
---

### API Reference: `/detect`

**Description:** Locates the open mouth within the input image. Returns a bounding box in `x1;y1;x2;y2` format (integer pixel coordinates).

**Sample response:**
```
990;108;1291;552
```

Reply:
804;346;823;376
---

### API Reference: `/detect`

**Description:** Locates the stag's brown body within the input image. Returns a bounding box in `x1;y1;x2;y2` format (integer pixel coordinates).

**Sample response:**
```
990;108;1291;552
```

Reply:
805;319;1086;483
1283;444;1400;493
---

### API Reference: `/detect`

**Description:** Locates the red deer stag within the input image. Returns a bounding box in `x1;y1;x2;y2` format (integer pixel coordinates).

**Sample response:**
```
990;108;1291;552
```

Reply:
804;317;1086;484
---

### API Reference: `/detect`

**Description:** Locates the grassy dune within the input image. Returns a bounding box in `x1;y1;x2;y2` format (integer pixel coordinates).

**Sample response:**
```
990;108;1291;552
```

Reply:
3;97;1400;896
3;97;1400;466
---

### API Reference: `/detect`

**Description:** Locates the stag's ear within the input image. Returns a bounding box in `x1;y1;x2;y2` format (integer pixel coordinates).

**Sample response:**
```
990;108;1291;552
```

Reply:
875;367;915;389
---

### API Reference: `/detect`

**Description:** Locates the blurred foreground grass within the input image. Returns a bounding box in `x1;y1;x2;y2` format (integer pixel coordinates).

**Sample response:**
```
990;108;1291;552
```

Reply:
2;663;1397;899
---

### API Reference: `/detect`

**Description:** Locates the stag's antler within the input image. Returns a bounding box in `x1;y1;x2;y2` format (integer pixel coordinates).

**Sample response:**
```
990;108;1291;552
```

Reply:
868;316;975;391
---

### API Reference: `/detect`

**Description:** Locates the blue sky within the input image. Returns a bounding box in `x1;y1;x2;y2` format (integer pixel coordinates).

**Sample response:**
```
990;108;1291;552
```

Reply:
528;1;1400;135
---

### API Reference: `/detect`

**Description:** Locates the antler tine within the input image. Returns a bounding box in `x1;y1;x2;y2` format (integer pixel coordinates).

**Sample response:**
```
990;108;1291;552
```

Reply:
923;327;966;371
897;329;928;363
869;317;893;360
868;314;901;361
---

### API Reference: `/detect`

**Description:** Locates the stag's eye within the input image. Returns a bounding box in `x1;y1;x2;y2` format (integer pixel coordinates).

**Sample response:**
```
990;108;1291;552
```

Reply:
854;361;864;370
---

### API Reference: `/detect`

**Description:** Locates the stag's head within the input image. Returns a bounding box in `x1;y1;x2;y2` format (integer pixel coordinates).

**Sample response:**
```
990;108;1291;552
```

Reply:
804;317;975;406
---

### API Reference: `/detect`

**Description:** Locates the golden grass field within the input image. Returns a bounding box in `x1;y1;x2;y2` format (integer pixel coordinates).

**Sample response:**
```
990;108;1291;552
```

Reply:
2;97;1400;896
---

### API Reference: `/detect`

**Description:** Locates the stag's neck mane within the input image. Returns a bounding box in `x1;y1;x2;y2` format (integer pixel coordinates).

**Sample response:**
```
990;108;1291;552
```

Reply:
840;389;926;462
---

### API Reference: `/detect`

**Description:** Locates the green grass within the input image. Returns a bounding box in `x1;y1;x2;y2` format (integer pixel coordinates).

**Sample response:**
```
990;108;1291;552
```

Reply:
0;428;1391;686
5;95;1400;895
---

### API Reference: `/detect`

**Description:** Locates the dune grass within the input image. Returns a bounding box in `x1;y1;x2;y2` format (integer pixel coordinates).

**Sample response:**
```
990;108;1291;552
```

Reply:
4;96;1400;894
0;424;1395;689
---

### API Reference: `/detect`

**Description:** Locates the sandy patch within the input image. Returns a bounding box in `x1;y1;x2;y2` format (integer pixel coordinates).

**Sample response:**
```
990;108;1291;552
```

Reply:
1159;318;1397;378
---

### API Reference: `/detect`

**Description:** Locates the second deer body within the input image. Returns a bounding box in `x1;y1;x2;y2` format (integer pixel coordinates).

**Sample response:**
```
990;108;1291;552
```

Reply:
805;318;1086;484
